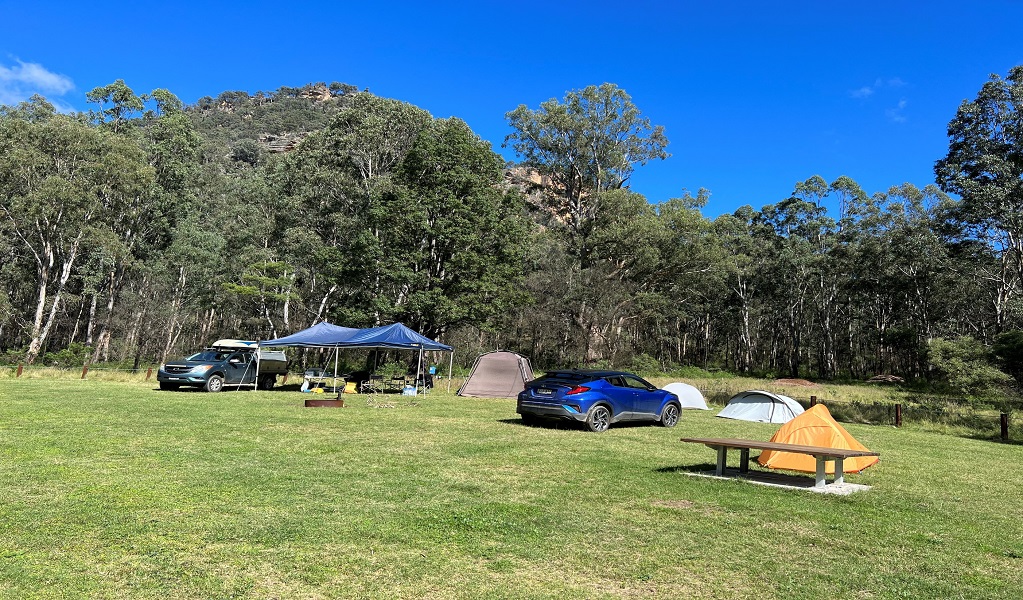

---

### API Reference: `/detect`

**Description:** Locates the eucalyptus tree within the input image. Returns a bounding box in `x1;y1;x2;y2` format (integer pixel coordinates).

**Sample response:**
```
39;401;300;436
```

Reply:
650;189;723;366
317;92;433;325
935;65;1023;330
0;101;155;363
713;207;771;373
758;187;835;377
383;117;529;339
85;79;145;133
263;93;432;330
572;188;665;362
884;184;950;344
82;84;203;362
504;84;669;362
505;83;669;261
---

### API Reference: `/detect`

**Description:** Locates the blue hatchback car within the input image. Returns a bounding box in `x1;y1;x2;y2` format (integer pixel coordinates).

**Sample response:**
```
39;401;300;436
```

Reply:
516;370;681;432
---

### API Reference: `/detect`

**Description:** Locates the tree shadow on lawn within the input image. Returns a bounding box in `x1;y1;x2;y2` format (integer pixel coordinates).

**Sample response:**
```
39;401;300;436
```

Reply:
965;433;1023;446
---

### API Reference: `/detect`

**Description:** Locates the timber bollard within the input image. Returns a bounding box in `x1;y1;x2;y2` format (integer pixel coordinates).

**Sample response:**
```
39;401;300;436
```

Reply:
16;364;23;377
810;395;817;407
895;404;903;427
146;367;153;381
81;364;89;379
283;373;289;384
1002;413;1010;441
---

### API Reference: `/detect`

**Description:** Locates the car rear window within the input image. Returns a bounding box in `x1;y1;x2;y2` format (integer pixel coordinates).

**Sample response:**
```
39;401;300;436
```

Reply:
535;371;590;385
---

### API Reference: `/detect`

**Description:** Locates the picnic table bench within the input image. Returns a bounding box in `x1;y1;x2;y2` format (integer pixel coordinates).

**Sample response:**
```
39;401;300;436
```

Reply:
680;437;880;488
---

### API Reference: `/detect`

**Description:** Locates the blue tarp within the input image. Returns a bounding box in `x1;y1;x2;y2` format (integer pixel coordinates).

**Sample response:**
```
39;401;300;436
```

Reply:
260;322;451;352
259;322;360;348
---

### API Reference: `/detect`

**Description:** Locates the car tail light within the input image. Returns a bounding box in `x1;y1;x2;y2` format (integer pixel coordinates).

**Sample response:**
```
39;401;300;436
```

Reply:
566;385;590;395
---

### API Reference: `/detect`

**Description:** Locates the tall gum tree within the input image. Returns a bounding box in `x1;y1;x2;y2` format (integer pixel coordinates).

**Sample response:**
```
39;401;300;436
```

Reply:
0;104;154;363
936;65;1023;331
504;83;669;361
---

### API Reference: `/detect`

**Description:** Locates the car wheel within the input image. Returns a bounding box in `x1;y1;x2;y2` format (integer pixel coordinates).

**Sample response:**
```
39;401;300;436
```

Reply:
159;382;180;391
660;402;681;428
586;405;611;433
520;413;539;426
205;375;224;393
258;375;275;390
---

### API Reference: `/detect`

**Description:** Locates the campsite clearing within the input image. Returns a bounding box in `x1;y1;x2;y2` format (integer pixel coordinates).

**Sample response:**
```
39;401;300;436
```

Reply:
1;379;1021;599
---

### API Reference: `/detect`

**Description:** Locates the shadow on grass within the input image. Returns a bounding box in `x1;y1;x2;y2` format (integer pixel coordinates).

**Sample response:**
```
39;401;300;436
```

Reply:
497;417;674;433
151;384;312;394
965;433;1023;446
654;463;843;489
655;463;719;474
497;417;580;431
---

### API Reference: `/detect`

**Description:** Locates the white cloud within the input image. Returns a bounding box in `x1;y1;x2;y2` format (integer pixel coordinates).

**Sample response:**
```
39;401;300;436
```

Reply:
849;77;910;123
0;59;75;107
850;86;875;99
886;99;908;123
849;76;907;99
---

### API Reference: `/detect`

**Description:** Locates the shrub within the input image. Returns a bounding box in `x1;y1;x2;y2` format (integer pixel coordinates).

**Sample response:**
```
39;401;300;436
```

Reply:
40;343;92;368
927;337;1012;401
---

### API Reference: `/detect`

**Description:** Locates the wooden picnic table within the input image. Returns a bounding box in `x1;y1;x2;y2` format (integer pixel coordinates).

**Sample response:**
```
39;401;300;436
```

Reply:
680;437;880;488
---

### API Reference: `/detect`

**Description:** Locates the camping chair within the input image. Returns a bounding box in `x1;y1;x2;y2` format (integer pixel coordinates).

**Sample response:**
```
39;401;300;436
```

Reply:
387;375;407;392
360;374;384;394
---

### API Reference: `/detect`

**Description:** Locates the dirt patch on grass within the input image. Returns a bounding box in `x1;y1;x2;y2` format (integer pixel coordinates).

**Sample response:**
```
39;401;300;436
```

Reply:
652;499;695;510
774;378;821;387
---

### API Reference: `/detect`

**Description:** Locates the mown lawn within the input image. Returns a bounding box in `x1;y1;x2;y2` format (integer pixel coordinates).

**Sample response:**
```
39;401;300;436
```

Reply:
1;379;1021;599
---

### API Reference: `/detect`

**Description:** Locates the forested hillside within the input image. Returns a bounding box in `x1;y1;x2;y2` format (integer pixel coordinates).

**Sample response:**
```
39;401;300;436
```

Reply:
2;72;1022;396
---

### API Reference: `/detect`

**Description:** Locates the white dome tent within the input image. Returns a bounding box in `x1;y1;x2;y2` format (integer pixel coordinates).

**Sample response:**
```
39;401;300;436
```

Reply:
717;390;805;423
661;382;709;410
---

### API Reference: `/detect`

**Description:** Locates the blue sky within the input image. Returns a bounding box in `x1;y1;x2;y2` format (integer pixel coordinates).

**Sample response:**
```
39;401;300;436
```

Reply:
3;1;1022;216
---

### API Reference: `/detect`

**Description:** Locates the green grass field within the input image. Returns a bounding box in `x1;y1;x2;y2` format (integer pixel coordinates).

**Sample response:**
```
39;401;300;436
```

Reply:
1;379;1021;599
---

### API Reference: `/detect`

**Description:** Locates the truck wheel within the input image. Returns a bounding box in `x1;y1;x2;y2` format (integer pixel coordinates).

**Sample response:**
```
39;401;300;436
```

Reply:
258;375;275;390
205;375;224;393
159;382;180;391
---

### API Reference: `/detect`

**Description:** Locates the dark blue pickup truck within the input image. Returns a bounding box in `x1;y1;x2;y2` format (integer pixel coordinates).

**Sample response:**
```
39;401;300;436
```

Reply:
157;339;288;392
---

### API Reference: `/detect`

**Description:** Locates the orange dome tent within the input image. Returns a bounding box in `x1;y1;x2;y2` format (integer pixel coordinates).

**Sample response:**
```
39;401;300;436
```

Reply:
757;404;879;474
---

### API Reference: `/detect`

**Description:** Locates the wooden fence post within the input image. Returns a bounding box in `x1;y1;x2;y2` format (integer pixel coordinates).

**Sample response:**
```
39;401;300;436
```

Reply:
1001;413;1010;441
283;373;289;384
895;404;903;427
146;367;153;381
810;395;817;407
81;364;89;379
16;363;23;378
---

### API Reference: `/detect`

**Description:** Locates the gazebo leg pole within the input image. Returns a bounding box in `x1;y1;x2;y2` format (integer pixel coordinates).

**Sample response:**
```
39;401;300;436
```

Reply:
253;341;261;391
447;351;454;393
415;348;423;395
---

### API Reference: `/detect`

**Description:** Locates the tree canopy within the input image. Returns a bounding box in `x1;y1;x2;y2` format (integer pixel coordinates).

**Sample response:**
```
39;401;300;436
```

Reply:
0;73;1020;396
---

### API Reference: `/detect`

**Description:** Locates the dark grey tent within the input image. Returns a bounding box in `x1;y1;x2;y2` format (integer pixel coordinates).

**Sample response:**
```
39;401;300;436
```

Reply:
457;351;534;398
